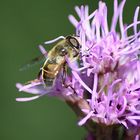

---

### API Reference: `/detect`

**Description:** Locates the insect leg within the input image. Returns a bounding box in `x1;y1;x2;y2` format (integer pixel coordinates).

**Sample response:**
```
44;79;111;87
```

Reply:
61;64;77;94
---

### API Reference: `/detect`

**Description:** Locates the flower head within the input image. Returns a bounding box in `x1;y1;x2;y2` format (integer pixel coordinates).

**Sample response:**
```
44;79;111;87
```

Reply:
68;0;140;128
16;0;140;138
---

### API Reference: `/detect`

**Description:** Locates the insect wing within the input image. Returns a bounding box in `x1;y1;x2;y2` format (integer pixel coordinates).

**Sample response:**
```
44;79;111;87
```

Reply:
19;52;48;71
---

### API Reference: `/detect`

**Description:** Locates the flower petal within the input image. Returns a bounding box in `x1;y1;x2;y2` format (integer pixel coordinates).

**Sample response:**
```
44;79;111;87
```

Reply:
16;95;40;102
78;111;93;126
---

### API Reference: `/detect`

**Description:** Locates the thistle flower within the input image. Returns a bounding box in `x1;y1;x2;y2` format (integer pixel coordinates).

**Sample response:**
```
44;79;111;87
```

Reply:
16;0;140;139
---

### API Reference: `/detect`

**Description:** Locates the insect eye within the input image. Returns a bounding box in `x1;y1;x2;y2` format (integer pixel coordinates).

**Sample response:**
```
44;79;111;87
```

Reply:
66;36;80;49
59;48;67;56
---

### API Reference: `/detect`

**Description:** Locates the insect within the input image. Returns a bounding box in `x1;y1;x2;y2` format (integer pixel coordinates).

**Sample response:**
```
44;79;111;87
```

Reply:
36;35;81;87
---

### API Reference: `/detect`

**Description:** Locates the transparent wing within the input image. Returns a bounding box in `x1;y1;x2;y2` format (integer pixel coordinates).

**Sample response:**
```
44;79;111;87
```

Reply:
19;51;48;71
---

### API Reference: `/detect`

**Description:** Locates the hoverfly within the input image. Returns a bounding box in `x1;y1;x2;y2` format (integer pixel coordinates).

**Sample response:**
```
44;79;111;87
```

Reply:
25;35;81;87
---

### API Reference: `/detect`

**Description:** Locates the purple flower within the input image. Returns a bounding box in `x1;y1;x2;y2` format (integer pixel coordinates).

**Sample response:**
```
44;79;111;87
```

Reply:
16;0;140;139
69;0;140;127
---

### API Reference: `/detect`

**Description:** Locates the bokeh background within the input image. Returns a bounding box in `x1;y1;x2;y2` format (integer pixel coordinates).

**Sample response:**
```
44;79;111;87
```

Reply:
0;0;139;140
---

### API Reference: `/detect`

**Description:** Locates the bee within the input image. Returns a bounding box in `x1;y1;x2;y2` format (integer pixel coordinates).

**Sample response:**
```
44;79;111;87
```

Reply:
37;35;80;87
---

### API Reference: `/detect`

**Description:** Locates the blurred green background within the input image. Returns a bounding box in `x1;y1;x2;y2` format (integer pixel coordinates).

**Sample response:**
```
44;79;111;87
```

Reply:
0;0;139;140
